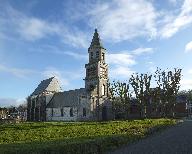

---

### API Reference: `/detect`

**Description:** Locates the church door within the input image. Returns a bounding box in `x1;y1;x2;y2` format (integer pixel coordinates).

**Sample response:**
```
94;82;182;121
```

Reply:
102;106;107;121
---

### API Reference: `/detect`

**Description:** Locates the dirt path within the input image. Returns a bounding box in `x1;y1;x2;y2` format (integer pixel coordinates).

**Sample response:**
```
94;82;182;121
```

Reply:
109;120;192;154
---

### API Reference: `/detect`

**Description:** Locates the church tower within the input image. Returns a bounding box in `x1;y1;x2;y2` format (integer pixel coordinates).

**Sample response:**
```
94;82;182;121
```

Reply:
85;29;109;120
85;29;108;97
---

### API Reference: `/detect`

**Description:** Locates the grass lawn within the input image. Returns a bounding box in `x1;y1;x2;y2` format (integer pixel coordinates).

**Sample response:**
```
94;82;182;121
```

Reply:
0;119;176;154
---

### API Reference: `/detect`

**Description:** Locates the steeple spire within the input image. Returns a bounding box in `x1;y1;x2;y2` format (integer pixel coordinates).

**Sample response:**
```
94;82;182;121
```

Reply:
89;29;104;49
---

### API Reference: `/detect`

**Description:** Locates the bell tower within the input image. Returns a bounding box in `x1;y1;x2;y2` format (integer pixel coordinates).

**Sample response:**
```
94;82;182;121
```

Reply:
85;29;109;98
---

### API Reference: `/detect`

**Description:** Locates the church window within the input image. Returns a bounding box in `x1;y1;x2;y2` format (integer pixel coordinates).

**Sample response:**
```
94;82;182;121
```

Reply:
61;108;64;117
70;108;73;117
87;69;90;76
32;100;35;108
90;52;93;59
102;53;105;60
83;108;86;117
102;84;105;96
96;51;99;58
51;108;54;117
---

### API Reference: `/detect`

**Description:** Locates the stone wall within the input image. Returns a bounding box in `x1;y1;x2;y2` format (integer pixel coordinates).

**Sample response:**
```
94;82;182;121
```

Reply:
46;107;78;121
46;95;93;121
77;96;92;121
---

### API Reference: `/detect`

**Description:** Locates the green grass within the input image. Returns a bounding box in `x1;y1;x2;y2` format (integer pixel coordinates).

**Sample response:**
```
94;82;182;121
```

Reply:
0;119;176;154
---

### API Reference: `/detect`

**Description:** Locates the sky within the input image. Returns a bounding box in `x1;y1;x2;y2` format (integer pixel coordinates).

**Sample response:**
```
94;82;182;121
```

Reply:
0;0;192;107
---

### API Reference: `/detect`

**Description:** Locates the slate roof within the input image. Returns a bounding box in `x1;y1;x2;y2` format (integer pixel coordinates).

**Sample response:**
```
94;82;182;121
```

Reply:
47;88;86;108
31;77;60;95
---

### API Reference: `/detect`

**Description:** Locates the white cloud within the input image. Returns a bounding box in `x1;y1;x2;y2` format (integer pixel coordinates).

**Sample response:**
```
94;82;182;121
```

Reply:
0;5;89;48
107;51;136;79
42;67;69;87
42;67;84;90
1;1;191;46
169;0;178;5
0;98;26;107
88;0;157;42
188;69;192;74
19;18;59;41
107;47;154;79
0;64;36;78
146;61;157;73
180;78;192;90
63;51;87;60
61;29;89;48
131;48;154;56
185;41;192;53
160;0;192;38
109;66;135;78
107;52;136;66
28;44;88;60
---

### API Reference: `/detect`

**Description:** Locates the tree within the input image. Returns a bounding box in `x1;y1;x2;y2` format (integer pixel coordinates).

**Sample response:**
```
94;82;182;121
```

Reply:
116;81;132;119
154;68;182;117
129;73;152;118
108;80;132;119
17;102;27;112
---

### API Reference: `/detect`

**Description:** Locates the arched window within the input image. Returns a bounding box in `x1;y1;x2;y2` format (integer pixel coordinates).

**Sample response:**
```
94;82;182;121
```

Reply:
61;108;64;117
51;108;54;117
83;108;86;117
102;53;105;60
90;52;93;59
96;51;99;58
102;84;105;96
70;108;73;117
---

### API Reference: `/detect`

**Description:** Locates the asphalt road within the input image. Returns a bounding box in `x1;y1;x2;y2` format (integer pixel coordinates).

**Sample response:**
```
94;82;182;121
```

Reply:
109;120;192;154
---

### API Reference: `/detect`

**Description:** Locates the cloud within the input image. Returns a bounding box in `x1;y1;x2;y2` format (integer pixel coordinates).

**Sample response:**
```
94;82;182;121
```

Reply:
131;48;154;56
107;52;136;66
0;64;36;78
19;18;59;41
61;29;89;48
107;51;136;79
110;66;135;78
28;44;88;60
63;51;87;60
160;0;192;38
169;0;178;5
188;69;192;74
0;98;26;107
42;67;70;87
0;4;89;48
185;41;192;53
146;61;157;73
1;0;191;46
42;67;84;90
88;0;157;42
180;78;192;90
179;69;192;90
106;47;154;79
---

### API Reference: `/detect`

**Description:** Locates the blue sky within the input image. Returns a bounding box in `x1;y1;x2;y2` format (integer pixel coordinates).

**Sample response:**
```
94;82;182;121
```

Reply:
0;0;192;107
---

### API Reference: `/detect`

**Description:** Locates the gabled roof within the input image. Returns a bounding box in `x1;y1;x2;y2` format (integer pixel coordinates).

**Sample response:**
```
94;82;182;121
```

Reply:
47;88;86;108
31;77;61;95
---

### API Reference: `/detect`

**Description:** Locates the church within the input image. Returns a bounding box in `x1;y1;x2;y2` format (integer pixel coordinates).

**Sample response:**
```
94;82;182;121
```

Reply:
27;29;112;121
